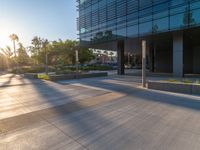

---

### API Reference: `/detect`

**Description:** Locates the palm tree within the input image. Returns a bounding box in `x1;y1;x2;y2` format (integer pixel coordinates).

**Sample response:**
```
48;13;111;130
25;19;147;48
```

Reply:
103;50;109;63
103;50;108;56
9;34;19;73
109;51;114;61
9;34;19;57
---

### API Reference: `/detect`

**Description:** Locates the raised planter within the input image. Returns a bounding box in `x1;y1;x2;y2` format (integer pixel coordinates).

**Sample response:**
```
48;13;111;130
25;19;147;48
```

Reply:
148;81;200;95
23;73;38;79
192;85;200;95
48;72;108;81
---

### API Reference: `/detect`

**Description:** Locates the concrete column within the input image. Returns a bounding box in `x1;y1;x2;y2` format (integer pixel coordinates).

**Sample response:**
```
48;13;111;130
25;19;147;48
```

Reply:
142;40;147;88
149;42;155;72
117;40;125;75
173;32;183;77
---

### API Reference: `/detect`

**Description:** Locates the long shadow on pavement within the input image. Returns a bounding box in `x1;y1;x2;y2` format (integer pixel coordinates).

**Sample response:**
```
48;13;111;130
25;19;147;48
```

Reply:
60;77;200;111
28;79;127;149
0;74;16;87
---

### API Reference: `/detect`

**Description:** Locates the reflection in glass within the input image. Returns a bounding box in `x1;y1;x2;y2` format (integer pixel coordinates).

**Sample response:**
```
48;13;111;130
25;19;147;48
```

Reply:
153;17;169;32
139;22;152;35
127;25;138;38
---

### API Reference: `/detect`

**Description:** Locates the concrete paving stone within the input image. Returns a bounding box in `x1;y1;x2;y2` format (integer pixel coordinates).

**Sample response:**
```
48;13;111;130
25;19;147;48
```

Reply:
0;98;20;106
18;95;71;105
0;108;29;120
81;112;179;150
0;112;45;134
0;91;124;132
181;112;200;134
0;104;27;113
0;123;73;150
50;108;133;139
159;108;193;128
23;98;76;112
54;140;88;150
36;92;124;120
76;113;134;146
45;99;123;123
153;128;200;150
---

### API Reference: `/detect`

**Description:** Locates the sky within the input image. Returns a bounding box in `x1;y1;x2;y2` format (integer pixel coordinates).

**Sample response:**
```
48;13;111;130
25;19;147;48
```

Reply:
0;0;78;48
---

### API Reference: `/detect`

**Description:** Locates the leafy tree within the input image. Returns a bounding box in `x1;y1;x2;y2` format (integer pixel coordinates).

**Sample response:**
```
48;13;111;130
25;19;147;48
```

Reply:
0;46;13;58
29;36;43;64
183;6;195;25
47;40;94;66
0;46;14;69
79;48;95;64
0;53;9;71
17;43;30;65
152;24;158;33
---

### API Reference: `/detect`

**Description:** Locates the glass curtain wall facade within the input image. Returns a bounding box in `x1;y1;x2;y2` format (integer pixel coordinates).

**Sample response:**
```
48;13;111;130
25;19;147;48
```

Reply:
78;0;200;46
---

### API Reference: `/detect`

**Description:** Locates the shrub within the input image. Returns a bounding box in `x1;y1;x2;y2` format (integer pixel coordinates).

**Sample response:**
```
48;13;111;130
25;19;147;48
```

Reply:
182;79;192;84
37;74;49;80
55;69;74;74
195;80;200;85
64;65;113;71
167;78;179;83
10;66;56;74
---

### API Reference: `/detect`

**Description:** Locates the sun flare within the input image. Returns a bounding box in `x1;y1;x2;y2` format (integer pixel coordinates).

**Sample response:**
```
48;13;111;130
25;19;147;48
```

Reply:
0;22;18;48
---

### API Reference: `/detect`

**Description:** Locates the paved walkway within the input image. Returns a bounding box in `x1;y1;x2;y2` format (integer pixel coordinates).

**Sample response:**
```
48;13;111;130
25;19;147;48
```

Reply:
1;74;200;150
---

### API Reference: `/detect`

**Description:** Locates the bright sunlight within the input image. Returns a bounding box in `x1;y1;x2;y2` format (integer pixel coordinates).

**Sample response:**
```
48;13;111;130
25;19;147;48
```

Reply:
0;22;16;48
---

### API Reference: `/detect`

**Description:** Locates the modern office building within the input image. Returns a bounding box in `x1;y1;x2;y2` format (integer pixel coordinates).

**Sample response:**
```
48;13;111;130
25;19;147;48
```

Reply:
78;0;200;77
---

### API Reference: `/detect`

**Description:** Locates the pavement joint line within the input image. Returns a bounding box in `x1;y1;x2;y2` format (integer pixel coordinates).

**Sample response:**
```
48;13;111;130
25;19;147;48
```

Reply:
78;114;135;146
38;113;90;150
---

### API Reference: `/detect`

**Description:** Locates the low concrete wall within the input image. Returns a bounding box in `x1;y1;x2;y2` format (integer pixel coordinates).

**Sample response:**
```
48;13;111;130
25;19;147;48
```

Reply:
24;73;38;79
192;85;200;95
148;81;200;95
49;72;108;81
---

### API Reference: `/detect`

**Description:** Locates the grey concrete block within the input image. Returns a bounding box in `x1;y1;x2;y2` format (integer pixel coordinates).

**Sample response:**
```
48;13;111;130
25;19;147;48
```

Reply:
192;85;200;95
49;72;108;81
148;81;192;94
24;73;38;79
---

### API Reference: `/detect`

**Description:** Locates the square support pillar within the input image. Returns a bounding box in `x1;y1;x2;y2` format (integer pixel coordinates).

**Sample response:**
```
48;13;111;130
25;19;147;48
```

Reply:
173;32;183;77
117;40;125;75
149;42;155;72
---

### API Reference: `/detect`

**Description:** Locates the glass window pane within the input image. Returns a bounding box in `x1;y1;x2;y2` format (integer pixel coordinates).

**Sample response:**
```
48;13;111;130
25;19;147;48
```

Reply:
190;9;200;26
170;13;187;29
139;22;152;35
153;17;169;32
117;28;126;39
127;25;138;37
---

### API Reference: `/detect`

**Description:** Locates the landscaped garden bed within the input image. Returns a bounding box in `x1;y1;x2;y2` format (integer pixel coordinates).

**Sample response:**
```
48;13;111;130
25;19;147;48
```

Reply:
19;64;110;81
48;72;108;81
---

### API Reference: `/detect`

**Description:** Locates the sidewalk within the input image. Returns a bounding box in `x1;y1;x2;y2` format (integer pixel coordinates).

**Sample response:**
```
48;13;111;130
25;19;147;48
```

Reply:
1;73;200;149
